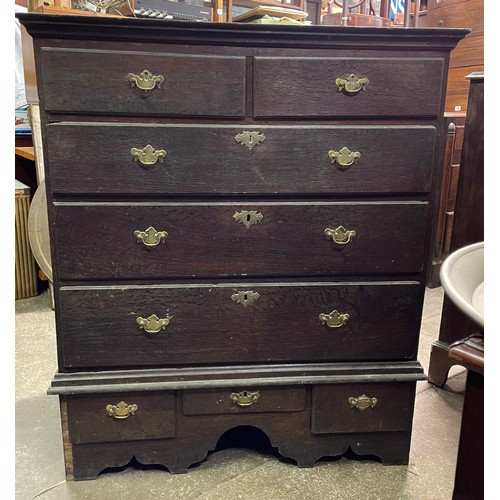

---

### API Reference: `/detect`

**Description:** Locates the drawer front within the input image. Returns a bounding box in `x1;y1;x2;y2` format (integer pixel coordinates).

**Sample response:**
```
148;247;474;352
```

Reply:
58;282;421;368
311;383;415;434
254;57;444;117
182;386;306;415
46;123;435;195
53;202;428;279
39;48;246;117
66;392;175;444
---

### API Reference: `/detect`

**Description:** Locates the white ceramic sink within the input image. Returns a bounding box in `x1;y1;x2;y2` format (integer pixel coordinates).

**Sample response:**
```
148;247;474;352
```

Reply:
440;241;484;327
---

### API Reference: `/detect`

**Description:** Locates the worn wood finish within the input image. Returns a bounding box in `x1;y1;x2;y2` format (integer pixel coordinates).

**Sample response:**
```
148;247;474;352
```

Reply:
18;14;469;50
46;123;436;195
65;400;415;479
182;386;307;415
53;202;428;279
49;361;426;394
18;12;467;480
311;382;415;434
58;282;421;368
254;57;444;117
39;48;246;117
66;392;176;444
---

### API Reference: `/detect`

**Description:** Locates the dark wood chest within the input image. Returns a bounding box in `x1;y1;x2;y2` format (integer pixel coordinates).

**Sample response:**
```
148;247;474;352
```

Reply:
18;13;468;480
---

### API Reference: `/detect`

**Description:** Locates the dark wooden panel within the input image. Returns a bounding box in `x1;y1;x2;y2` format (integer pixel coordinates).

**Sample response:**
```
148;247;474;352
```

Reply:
182;386;306;415
46;123;436;195
53;202;429;279
39;48;246;117
49;361;426;394
58;282;422;368
254;57;444;117
311;382;415;434
66;392;175;444
450;74;483;250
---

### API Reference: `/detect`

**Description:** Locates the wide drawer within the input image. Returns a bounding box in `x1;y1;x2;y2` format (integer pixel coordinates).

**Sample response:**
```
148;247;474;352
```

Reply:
53;202;428;279
311;382;415;434
254;56;444;117
182;386;306;415
65;391;176;444
46;123;435;195
39;47;246;117
58;282;421;369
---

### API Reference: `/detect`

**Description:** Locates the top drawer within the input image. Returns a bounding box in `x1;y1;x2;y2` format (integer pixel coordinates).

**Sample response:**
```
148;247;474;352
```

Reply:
38;48;246;117
254;57;445;118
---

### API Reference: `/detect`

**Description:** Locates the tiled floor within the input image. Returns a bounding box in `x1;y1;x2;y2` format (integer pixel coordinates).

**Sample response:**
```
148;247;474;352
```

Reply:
15;286;467;500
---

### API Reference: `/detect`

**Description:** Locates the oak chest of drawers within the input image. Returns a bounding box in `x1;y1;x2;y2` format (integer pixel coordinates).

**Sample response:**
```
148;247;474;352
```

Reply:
18;13;467;480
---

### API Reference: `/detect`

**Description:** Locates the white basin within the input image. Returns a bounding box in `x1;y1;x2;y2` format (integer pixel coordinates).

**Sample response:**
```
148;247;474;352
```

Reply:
440;241;484;327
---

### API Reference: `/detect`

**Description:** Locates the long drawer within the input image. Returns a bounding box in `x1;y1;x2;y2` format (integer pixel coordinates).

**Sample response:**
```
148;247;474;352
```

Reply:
182;386;307;415
58;282;422;369
39;47;246;117
254;56;445;117
53;201;428;279
46;123;436;195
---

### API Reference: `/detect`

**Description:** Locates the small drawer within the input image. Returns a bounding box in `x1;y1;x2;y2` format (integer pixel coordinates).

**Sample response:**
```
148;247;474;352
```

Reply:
58;281;421;369
311;383;415;434
182;386;306;416
46;123;435;196
53;201;428;280
254;56;444;118
39;47;246;117
65;392;175;444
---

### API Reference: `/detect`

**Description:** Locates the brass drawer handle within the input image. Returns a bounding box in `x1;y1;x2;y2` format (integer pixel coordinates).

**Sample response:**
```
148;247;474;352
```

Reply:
134;226;168;247
319;310;350;328
234;130;266;151
335;73;369;94
231;290;260;307
349;394;378;411
233;210;263;229
328;146;361;170
127;69;164;92
136;314;170;334
324;225;356;245
131;145;167;166
230;390;260;407
106;401;138;419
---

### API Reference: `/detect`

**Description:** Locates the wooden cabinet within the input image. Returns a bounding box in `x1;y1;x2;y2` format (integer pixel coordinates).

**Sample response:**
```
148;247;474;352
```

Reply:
18;13;466;480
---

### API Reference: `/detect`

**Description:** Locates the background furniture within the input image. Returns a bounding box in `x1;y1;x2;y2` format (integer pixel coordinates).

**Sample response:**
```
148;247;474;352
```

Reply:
19;13;466;480
427;112;466;287
418;1;483;286
439;241;484;500
420;0;483;113
427;72;483;387
448;333;484;500
223;0;305;22
15;180;38;300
